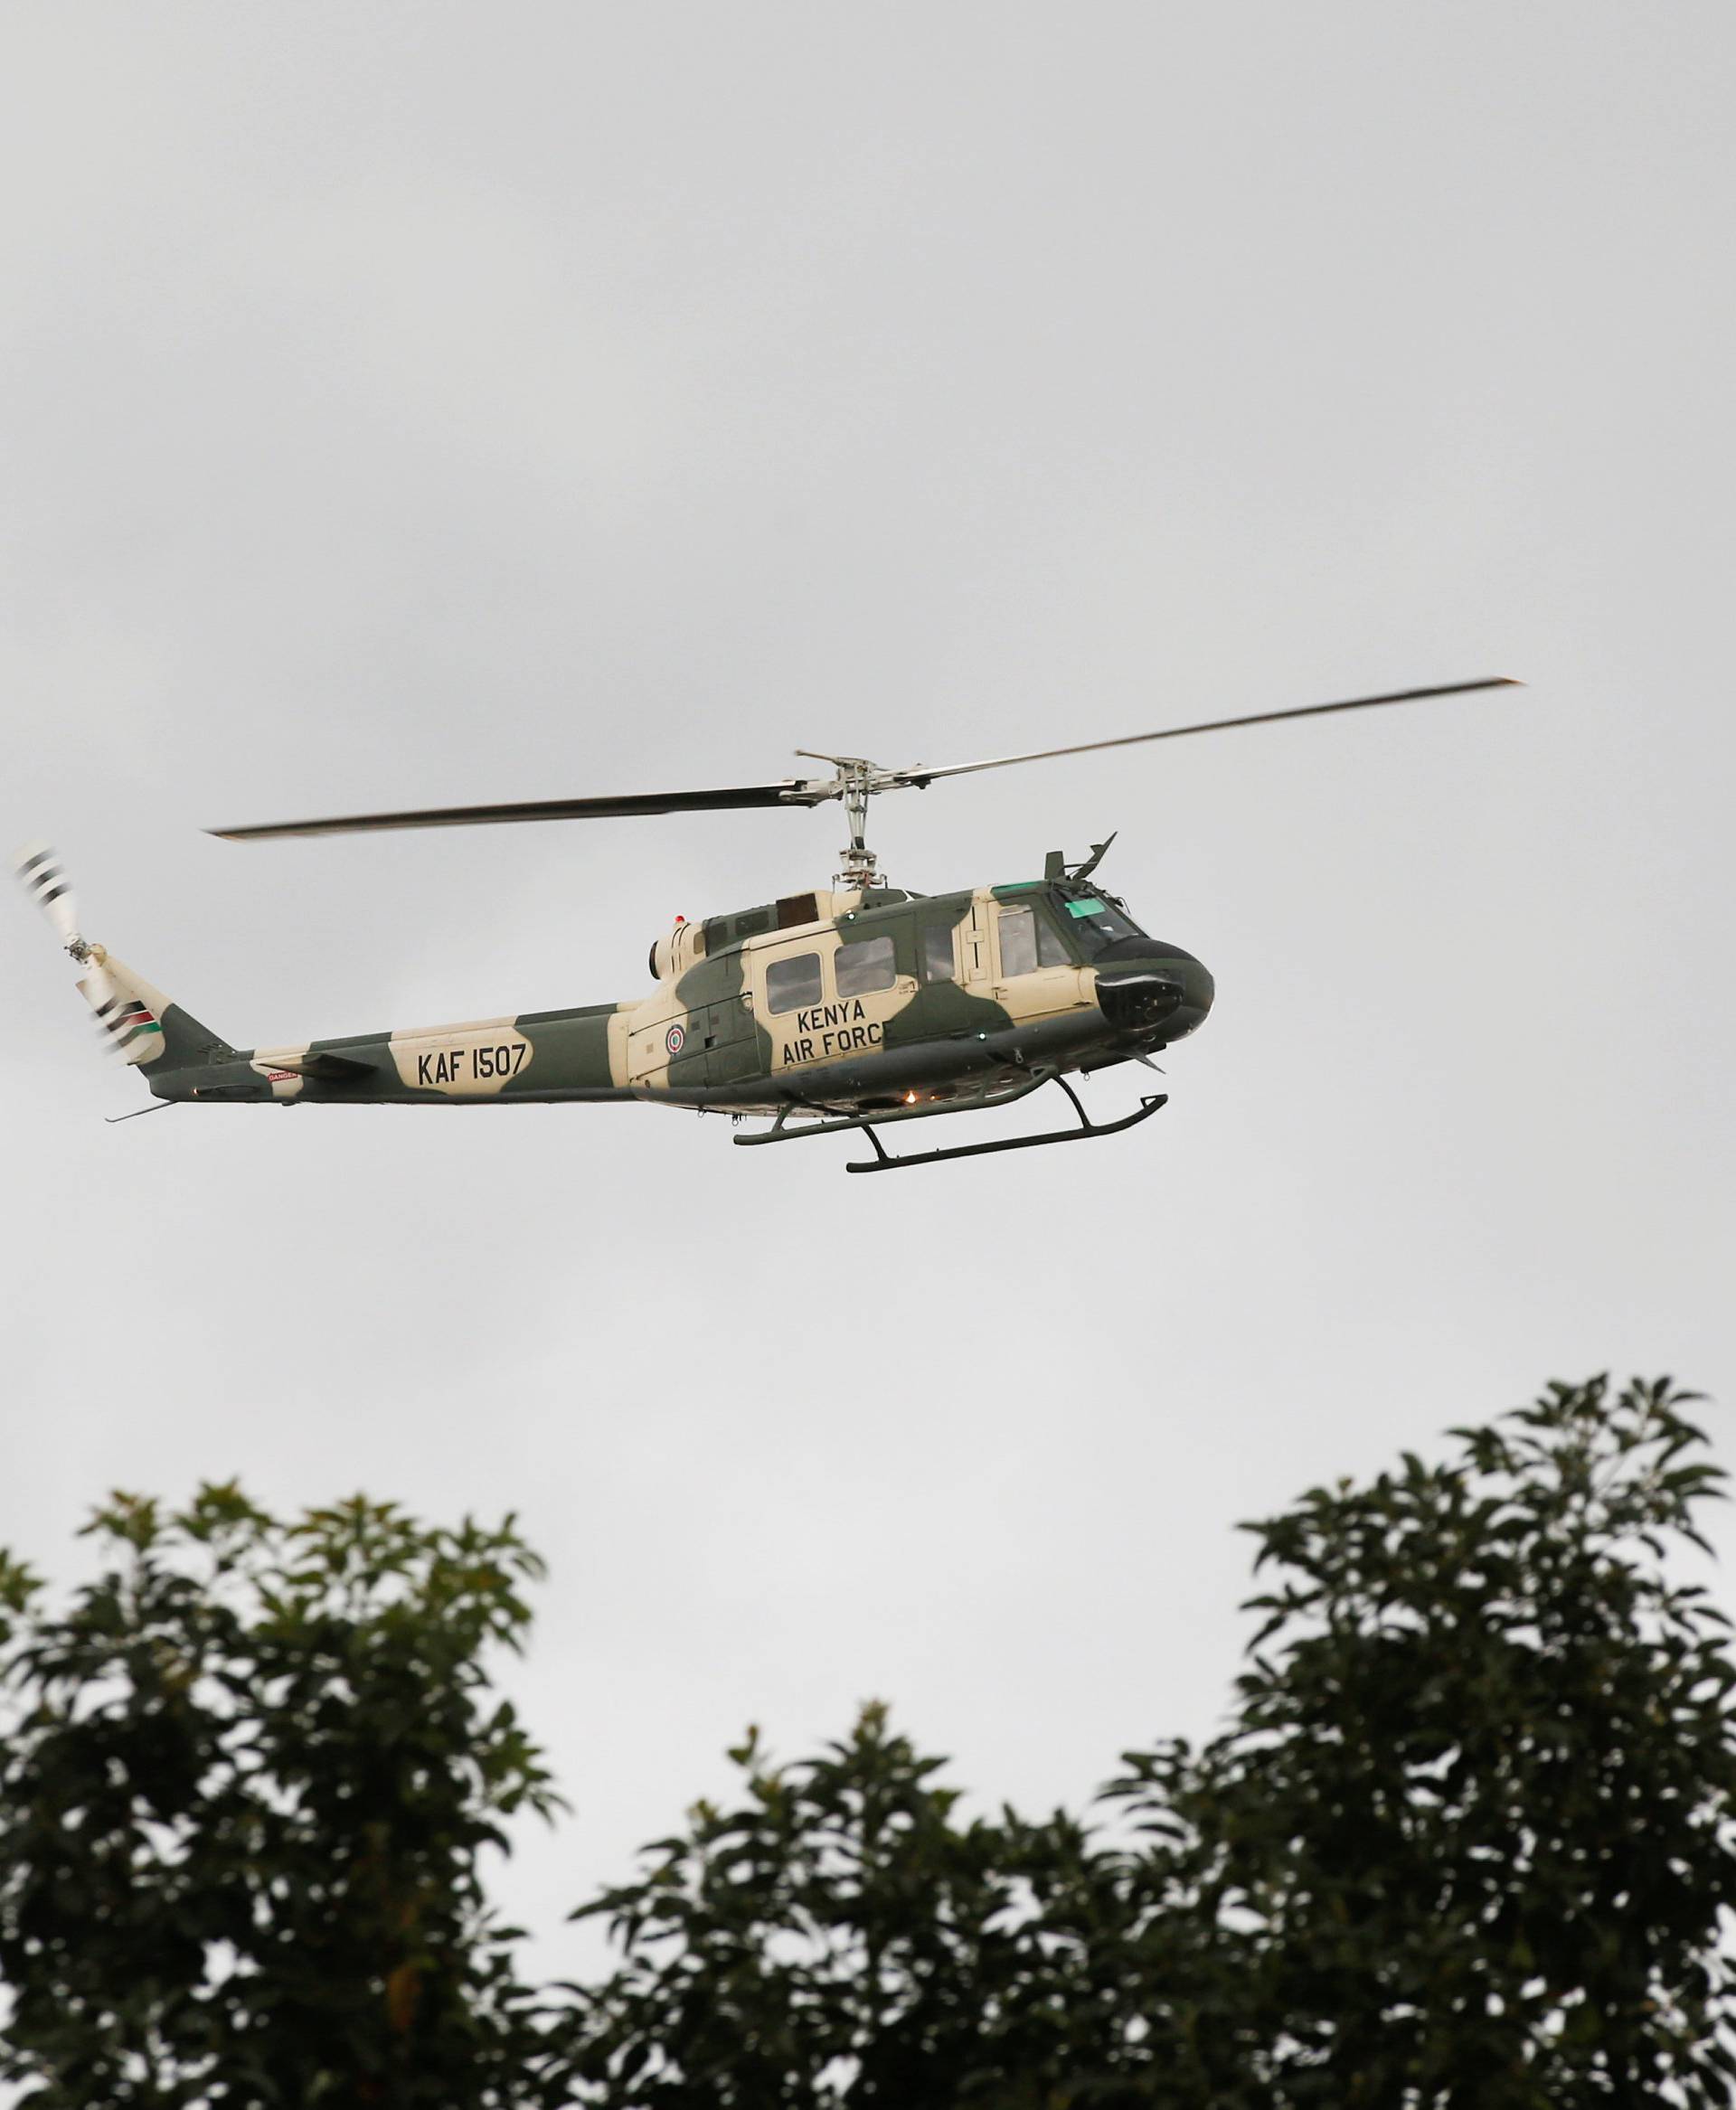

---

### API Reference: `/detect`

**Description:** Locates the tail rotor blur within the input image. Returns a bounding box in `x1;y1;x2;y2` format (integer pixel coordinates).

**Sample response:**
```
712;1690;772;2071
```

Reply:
14;842;85;956
14;841;162;1060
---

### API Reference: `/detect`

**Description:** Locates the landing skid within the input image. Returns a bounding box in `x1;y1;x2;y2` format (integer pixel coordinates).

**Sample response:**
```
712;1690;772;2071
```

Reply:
849;1078;1165;1173
732;1070;1166;1173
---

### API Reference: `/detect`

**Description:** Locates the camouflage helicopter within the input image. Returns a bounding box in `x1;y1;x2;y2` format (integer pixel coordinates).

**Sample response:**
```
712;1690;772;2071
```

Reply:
16;678;1515;1173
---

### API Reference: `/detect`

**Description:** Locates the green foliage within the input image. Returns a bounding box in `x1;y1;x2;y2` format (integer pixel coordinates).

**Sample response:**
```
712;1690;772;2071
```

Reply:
0;1484;564;2108
1099;1372;1736;2105
563;1701;1158;2106
564;1378;1736;2106
5;1380;1733;2109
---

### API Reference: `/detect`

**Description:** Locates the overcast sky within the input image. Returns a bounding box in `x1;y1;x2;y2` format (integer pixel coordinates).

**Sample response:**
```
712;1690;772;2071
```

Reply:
4;3;1733;1991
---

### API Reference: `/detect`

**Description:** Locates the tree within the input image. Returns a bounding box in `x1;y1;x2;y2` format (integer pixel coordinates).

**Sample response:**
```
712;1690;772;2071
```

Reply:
1101;1371;1736;2105
5;1378;1734;2108
0;1486;564;2108
563;1703;1166;2107
565;1379;1736;2106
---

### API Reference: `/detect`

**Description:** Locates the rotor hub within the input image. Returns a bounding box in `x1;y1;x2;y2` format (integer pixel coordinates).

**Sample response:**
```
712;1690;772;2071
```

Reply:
791;751;892;889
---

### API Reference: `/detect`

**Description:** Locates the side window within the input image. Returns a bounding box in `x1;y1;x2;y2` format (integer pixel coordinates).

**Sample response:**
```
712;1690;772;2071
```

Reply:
920;922;956;984
1035;909;1071;967
766;951;823;1014
998;904;1038;977
835;934;896;998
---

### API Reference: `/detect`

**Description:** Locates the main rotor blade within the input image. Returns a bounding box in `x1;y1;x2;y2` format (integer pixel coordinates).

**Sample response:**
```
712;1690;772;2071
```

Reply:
892;677;1522;788
209;780;811;841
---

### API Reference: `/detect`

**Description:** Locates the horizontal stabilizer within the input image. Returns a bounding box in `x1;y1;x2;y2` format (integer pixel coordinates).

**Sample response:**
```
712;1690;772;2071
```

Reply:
261;1051;375;1081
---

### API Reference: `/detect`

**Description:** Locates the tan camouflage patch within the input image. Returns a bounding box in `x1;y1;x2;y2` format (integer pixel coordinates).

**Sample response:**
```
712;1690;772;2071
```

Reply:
250;1046;309;1099
387;1019;535;1097
83;955;175;1065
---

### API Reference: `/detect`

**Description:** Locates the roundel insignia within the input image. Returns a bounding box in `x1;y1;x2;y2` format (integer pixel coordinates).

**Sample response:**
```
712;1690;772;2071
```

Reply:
665;1022;686;1055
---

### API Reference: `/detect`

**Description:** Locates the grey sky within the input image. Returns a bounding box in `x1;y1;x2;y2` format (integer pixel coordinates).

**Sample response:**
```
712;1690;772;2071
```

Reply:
3;4;1732;1988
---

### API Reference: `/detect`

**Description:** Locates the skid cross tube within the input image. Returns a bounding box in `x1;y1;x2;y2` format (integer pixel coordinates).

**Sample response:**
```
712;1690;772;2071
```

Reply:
846;1078;1166;1173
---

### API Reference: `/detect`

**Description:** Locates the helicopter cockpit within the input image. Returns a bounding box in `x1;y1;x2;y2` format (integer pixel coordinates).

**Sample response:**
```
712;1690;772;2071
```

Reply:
991;882;1147;971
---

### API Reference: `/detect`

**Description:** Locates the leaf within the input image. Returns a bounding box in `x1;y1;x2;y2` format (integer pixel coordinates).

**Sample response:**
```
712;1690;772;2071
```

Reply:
385;1962;421;2034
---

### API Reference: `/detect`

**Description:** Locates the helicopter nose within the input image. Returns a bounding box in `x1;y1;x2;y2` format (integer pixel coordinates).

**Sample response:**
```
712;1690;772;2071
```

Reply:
1093;942;1214;1042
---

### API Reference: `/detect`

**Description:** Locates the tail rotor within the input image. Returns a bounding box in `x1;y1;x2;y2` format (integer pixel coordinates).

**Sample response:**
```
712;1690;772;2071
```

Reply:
15;842;86;957
14;841;167;1060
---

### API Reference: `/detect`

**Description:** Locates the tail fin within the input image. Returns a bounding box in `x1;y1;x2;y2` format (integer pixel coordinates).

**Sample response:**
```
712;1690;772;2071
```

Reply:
80;952;233;1070
15;842;234;1077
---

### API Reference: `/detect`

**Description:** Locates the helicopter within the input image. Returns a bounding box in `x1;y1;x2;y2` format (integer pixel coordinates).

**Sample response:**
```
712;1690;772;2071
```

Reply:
16;677;1516;1173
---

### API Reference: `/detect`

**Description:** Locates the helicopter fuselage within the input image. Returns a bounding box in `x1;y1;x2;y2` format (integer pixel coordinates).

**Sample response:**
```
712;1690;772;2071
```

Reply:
146;875;1214;1118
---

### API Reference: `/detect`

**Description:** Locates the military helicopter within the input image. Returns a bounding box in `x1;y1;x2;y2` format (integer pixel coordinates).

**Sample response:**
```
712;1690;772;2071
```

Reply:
16;677;1515;1173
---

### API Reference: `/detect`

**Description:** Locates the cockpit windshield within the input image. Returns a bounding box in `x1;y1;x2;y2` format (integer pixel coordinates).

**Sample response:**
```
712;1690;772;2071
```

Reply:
1055;894;1145;955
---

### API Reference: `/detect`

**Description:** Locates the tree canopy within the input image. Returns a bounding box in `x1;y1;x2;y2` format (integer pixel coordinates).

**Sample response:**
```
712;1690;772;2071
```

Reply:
4;1377;1734;2108
0;1487;562;2107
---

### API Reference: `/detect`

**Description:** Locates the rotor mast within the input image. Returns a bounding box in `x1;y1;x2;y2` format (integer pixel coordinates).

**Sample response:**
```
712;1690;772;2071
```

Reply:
791;751;892;890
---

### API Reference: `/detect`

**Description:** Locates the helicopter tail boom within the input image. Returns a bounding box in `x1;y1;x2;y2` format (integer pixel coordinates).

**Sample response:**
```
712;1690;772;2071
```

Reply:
154;999;637;1107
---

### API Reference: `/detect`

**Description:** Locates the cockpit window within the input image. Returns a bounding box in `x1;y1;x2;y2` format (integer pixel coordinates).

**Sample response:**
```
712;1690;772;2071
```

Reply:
998;905;1038;977
1061;895;1144;954
1036;909;1071;967
1000;900;1080;974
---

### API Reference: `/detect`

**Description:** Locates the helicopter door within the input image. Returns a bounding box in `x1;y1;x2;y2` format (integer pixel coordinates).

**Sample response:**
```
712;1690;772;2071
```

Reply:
991;900;1079;1020
758;936;916;1077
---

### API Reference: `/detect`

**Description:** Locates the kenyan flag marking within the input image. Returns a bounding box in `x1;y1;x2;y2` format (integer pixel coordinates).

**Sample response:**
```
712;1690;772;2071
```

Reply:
95;994;165;1048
